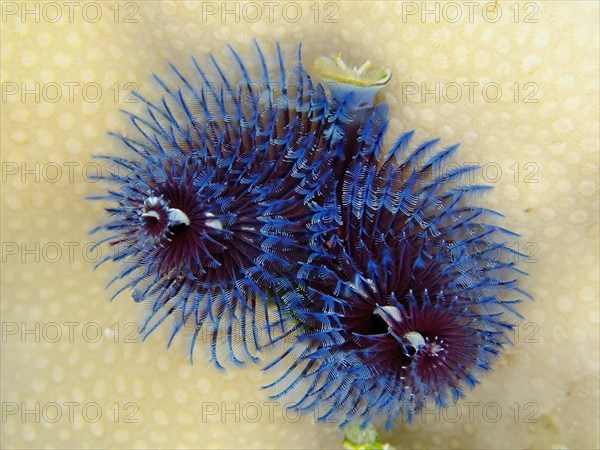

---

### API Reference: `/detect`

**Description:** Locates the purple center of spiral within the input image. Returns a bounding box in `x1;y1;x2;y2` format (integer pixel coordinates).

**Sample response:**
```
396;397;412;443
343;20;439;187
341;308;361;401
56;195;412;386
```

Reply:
140;196;191;241
374;305;444;358
367;300;478;389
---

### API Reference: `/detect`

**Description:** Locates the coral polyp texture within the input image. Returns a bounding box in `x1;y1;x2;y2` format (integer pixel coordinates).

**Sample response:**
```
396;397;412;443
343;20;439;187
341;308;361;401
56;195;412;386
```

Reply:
91;42;529;429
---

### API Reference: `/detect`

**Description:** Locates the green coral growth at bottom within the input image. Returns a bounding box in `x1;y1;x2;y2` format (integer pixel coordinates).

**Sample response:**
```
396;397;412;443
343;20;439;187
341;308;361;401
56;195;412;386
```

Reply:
342;424;397;450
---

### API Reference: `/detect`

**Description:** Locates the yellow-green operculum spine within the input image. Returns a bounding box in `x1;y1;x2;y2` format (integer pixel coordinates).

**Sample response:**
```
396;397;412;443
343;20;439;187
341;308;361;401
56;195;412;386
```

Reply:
313;54;392;108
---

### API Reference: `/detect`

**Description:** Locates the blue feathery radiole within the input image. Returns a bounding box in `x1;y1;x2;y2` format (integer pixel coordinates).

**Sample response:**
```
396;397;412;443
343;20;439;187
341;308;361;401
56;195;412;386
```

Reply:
263;98;531;427
89;42;343;367
88;41;531;430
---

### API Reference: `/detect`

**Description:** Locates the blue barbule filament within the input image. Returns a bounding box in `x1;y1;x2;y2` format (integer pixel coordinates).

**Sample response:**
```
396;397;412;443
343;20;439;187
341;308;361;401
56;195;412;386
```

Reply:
263;89;531;427
88;41;530;429
89;42;342;367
